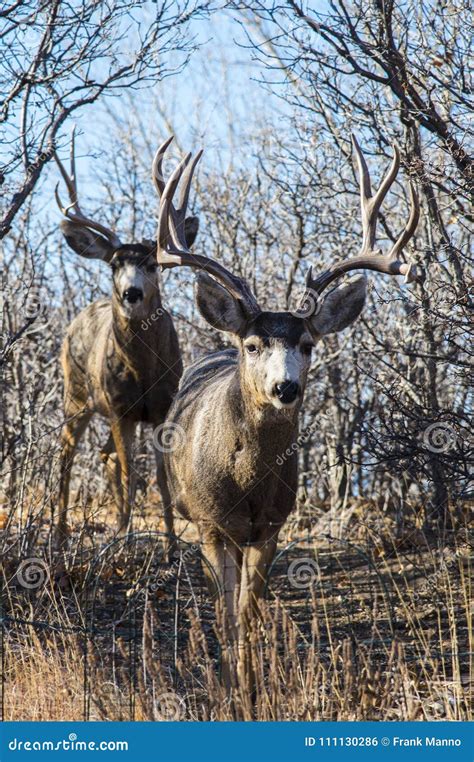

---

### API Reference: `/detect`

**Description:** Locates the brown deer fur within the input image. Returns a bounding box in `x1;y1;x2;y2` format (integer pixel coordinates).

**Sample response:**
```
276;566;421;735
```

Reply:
57;223;197;545
155;136;419;694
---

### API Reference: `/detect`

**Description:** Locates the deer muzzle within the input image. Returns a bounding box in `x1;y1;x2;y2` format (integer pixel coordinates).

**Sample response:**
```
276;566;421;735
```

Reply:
273;380;300;405
123;287;143;304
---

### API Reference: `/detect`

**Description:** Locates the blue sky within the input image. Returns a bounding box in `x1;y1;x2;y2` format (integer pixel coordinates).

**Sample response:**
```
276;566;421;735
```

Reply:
7;10;294;302
61;13;288;169
30;10;291;237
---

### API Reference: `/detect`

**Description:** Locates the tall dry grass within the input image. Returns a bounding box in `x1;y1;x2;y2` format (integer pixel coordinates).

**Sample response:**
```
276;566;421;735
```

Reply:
1;495;471;722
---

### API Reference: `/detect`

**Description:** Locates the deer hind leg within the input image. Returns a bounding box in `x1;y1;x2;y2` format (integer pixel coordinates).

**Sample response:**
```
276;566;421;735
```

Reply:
154;448;176;563
57;407;92;542
110;418;136;534
237;537;278;700
202;535;243;694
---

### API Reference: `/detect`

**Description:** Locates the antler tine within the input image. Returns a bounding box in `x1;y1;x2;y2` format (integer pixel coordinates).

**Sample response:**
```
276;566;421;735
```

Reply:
54;130;121;248
163;150;200;251
388;181;420;266
154;141;260;316
154;138;202;251
157;151;192;255
296;136;420;313
352;134;400;254
54;127;82;215
352;133;372;202
151;135;175;197
176;149;203;216
370;144;400;218
173;149;203;250
55;158;78;217
54;183;71;218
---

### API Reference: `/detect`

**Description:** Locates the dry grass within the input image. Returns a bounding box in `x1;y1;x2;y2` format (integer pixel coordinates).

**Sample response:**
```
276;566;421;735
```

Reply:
1;493;472;721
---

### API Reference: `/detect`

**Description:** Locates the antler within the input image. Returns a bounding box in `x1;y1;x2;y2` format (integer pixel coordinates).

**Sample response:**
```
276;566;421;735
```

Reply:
153;136;260;316
54;128;122;248
297;135;420;313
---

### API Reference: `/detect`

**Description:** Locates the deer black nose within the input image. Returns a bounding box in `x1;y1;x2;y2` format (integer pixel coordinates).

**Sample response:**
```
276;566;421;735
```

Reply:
123;287;143;304
273;380;300;404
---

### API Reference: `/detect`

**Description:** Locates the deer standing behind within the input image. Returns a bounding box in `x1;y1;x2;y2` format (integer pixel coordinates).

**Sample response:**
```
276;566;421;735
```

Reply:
154;136;420;698
55;134;198;551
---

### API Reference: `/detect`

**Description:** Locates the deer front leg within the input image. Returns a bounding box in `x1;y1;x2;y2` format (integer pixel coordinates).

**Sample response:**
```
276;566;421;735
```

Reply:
154;447;176;563
202;535;242;694
100;432;123;511
110;418;135;534
237;537;278;698
56;409;92;544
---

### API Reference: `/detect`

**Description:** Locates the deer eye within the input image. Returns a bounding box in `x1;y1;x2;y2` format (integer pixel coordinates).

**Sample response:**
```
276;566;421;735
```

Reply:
302;343;313;356
146;265;157;273
245;343;259;355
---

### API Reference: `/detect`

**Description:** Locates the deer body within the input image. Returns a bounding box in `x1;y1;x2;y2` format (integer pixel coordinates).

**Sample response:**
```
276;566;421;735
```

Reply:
166;343;300;694
152;134;420;696
57;245;185;545
63;296;180;425
54;135;197;546
166;346;298;543
163;293;364;691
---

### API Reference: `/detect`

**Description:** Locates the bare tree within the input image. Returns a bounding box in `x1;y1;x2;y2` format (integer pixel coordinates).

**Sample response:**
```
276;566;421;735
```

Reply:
0;0;211;239
230;0;473;526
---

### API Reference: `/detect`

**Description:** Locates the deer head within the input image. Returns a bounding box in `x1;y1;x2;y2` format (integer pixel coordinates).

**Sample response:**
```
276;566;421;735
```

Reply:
154;136;420;411
55;131;198;318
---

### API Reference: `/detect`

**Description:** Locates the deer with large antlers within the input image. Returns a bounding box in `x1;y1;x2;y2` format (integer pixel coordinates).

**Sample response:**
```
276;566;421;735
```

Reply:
55;133;199;549
155;135;420;694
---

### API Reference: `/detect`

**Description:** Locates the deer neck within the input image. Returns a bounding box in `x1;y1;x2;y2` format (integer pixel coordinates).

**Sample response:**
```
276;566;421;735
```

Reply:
110;288;164;358
228;366;299;461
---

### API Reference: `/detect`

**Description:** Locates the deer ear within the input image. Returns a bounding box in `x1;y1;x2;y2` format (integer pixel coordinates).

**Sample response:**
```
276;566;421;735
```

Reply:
308;275;367;337
60;220;115;262
184;216;199;248
196;272;247;334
